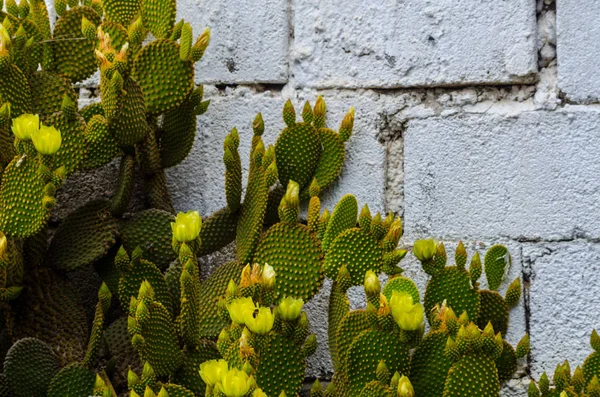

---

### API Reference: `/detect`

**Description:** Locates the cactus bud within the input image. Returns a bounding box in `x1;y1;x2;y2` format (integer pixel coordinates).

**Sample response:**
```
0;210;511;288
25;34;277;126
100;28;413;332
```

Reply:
279;296;304;321
505;277;522;308
179;22;192;61
191;27;210;62
516;334;530;358
253;389;268;397
282;99;296;127
397;375;414;397
0;232;6;260
470;252;482;283
364;270;380;296
142;361;155;382
252;112;264;136
127;367;139;386
143;386;156;397
157;388;169;397
338;107;354;143
313;96;326;128
592;329;600;352
81;16;96;41
527;381;539;397
138;280;154;301
539;372;549;394
226;279;238;297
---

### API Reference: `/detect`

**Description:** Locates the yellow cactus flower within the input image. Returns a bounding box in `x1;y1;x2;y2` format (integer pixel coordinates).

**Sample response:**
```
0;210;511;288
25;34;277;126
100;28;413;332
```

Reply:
31;124;61;155
245;307;274;335
278;296;304;321
397;375;414;397
227;297;256;325
218;368;252;397
199;359;228;387
412;239;436;262
261;263;276;289
389;291;424;331
11;113;39;141
170;211;201;242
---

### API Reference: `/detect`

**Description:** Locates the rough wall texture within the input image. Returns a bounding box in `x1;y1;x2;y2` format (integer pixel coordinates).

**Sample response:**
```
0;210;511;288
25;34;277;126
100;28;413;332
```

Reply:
57;0;600;395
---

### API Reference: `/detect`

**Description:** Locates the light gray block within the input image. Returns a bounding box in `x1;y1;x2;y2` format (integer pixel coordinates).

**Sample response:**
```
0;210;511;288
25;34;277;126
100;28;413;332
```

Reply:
525;242;600;378
178;0;289;84
557;0;600;102
293;0;537;88
403;110;600;241
166;88;386;217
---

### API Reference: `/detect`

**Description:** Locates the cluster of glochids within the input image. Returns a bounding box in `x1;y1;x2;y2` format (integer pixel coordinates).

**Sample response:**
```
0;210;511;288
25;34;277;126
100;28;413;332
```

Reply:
527;329;600;397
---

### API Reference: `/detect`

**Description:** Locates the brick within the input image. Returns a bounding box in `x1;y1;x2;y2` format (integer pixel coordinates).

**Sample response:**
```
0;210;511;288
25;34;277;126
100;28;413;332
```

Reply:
178;0;289;84
293;0;537;88
525;242;600;378
557;0;600;102
166;87;386;217
403;110;600;241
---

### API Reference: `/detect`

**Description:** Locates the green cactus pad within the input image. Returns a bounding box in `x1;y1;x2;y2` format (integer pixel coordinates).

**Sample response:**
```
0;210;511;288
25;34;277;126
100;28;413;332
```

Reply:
141;0;175;38
323;228;383;286
47;363;95;397
321;194;358;252
198;207;239;256
476;290;509;337
382;276;420;305
104;317;142;386
131;39;193;114
0;64;32;117
0;155;47;238
236;159;268;264
3;338;60;397
137;301;182;377
111;77;148;147
79;102;104;123
121;209;177;271
256;333;305;397
335;311;378;368
442;354;500;397
484;245;511;291
46;111;87;174
159;93;198;168
13;18;44;76
162;384;195;397
28;71;78;121
410;330;454;397
171;344;220;396
255;222;324;301
82;114;122;169
275;122;322;190
97;20;129;50
311;128;344;195
347;330;410;396
52;6;102;82
48;200;119;271
118;258;173;314
12;268;88;366
495;340;517;383
359;381;394;397
424;267;480;325
198;261;243;339
102;0;140;26
328;281;350;371
583;351;600;385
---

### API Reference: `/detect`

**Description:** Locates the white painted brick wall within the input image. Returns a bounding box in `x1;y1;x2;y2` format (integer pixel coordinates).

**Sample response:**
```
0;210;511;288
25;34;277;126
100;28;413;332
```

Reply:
557;0;600;102
42;0;600;394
